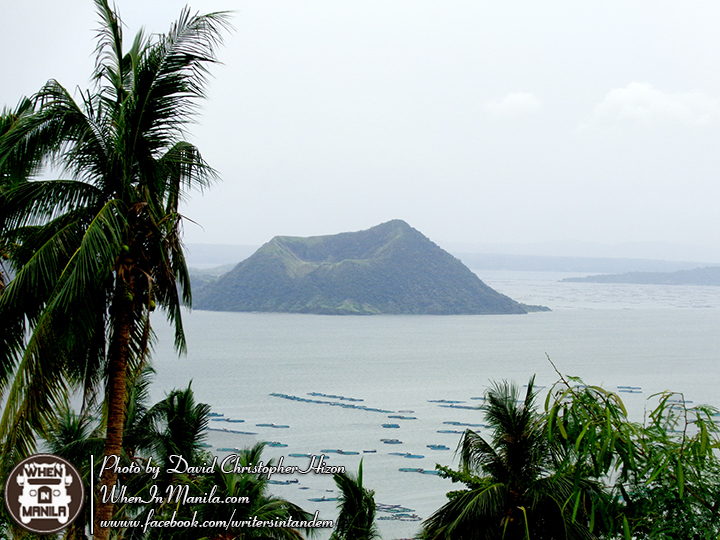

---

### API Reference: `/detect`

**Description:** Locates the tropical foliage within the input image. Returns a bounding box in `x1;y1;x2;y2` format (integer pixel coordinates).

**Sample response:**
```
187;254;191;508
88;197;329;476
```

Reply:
330;461;379;540
190;443;315;540
545;373;720;539
116;397;315;540
423;376;598;540
0;1;231;537
425;372;720;540
8;380;312;540
0;98;37;292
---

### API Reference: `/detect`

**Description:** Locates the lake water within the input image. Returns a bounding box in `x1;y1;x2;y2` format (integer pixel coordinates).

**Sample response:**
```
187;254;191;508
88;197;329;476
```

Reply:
149;270;720;539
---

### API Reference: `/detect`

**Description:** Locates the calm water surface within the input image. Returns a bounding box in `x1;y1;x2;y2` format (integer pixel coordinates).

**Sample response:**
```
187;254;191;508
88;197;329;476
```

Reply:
150;271;720;538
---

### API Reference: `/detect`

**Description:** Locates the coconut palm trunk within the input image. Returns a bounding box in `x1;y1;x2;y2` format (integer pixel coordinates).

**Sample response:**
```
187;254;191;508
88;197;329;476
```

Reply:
94;291;133;538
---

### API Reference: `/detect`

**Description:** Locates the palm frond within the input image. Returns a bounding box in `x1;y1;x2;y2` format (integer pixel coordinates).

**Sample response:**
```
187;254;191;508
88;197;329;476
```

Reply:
331;460;378;540
132;383;210;466
2;179;102;231
0;200;126;461
423;483;509;540
425;376;598;540
124;8;232;155
92;0;126;95
0;215;87;391
0;97;41;187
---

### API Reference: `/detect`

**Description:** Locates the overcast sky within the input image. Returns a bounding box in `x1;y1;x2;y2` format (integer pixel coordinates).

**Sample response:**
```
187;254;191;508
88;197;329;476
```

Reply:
3;1;720;260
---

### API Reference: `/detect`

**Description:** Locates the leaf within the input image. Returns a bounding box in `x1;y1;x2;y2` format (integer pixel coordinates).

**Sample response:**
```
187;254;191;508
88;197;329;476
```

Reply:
614;393;628;417
574;422;591;453
677;460;684;498
557;417;568;440
518;506;530;540
645;455;668;485
700;425;708;455
571;491;582;523
605;406;612;436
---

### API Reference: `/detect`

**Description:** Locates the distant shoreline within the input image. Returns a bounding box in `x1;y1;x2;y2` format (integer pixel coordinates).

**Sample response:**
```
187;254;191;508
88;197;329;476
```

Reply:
561;266;720;286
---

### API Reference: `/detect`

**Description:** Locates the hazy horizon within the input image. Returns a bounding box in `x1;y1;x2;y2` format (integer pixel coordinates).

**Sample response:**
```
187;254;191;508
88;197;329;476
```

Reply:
3;1;720;259
183;232;720;270
185;236;720;265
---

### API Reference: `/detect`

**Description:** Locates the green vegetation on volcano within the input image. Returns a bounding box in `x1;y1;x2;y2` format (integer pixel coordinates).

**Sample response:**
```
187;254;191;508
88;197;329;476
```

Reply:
194;220;534;314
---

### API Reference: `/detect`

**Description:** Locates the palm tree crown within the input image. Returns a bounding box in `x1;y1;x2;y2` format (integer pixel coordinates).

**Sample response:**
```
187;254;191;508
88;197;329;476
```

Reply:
330;460;379;540
423;377;597;540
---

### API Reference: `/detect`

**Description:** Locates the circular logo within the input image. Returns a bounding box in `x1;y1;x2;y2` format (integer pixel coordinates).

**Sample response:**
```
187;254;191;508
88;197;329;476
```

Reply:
4;454;85;534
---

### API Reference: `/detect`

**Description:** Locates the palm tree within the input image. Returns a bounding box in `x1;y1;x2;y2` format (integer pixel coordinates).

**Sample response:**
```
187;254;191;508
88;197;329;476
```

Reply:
330;460;378;540
0;2;230;537
115;381;213;540
43;402;106;540
130;382;211;476
189;443;314;540
423;377;598;540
